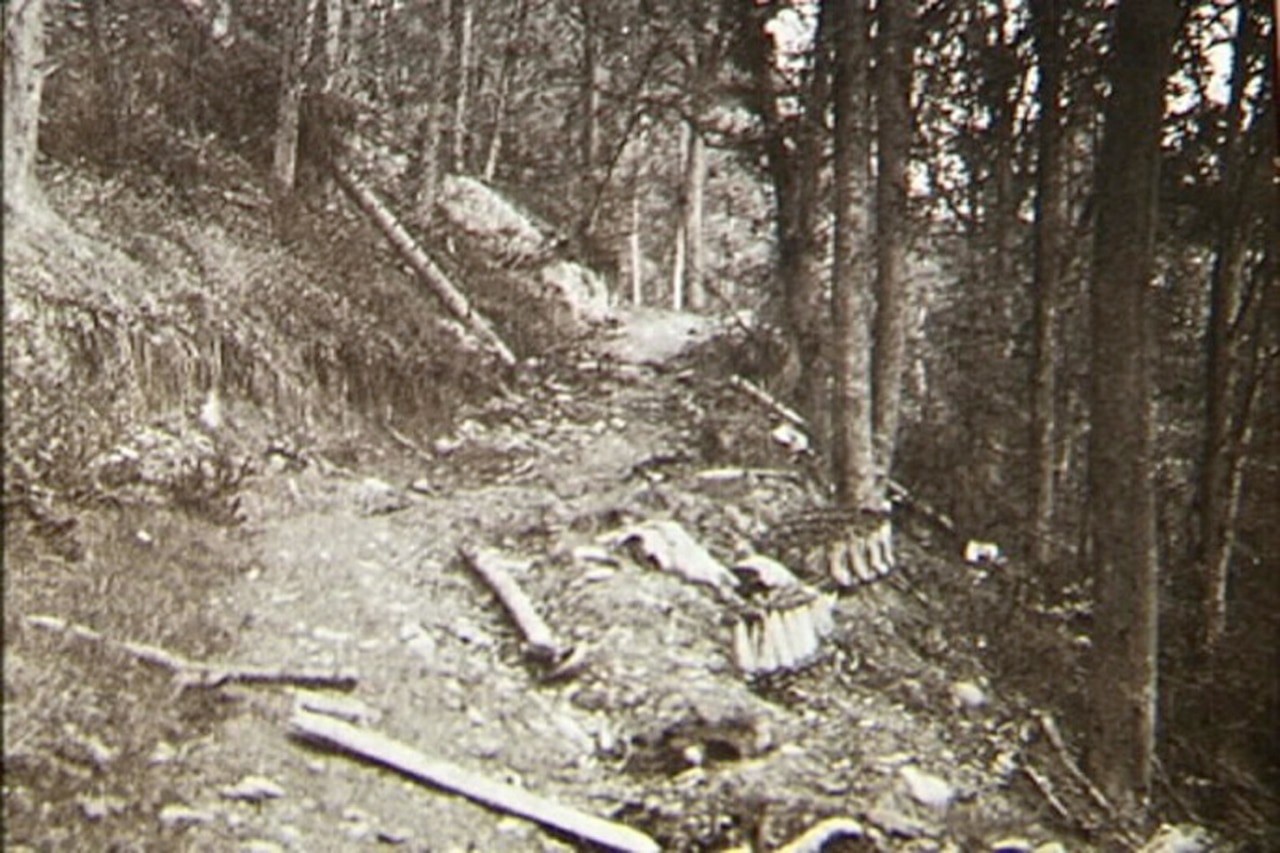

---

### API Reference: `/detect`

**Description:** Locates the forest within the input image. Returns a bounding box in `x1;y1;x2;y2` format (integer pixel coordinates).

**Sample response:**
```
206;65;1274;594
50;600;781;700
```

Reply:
4;0;1278;850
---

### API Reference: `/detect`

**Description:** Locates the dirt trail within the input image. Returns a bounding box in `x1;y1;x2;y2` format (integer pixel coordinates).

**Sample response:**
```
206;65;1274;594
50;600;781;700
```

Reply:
159;312;1059;852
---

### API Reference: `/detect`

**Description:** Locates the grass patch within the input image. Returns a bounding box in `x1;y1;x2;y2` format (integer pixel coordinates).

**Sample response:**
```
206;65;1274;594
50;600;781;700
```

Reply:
3;503;248;849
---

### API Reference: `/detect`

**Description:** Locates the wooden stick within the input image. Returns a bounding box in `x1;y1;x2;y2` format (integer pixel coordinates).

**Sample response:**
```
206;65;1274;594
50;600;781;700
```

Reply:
1022;763;1075;825
728;375;807;427
289;711;659;853
1035;711;1118;819
459;547;566;663
331;161;517;367
26;615;357;691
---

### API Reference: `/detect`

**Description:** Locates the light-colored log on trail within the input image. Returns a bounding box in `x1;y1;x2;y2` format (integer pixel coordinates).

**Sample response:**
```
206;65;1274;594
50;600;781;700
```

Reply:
288;710;660;853
458;546;567;663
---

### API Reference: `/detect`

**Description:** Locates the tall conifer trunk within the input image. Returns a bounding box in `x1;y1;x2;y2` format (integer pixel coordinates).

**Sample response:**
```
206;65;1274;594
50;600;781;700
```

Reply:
830;0;878;510
1085;0;1181;810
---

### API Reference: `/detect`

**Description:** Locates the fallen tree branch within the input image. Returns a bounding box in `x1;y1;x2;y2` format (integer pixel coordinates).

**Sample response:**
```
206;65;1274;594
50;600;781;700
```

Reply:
458;546;568;664
383;421;435;465
728;375;807;427
1022;763;1075;826
1036;711;1118;820
331;161;517;367
289;711;659;853
26;615;357;691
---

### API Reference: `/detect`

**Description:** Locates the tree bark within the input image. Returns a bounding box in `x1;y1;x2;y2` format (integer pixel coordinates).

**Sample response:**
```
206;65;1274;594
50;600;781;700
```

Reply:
451;0;474;173
1084;0;1180;812
871;0;913;478
735;2;830;422
682;118;707;311
1198;0;1261;652
829;0;878;511
578;1;601;187
272;0;320;205
1029;0;1067;566
482;0;529;182
3;0;50;222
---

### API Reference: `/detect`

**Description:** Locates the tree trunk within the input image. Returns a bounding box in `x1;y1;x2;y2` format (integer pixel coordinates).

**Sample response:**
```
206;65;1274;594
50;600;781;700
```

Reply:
734;2;830;420
871;0;913;478
3;0;50;222
322;0;342;86
1029;0;1067;567
1084;0;1180;812
451;0;473;173
482;0;528;182
578;1;601;185
272;0;319;205
1199;0;1260;652
829;0;878;511
682;119;707;312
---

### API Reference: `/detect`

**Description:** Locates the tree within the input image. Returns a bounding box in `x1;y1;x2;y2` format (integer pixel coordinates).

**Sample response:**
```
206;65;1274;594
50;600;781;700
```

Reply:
272;0;319;207
1084;0;1182;810
4;0;51;222
1197;0;1273;652
871;0;914;478
1029;0;1068;566
829;0;878;510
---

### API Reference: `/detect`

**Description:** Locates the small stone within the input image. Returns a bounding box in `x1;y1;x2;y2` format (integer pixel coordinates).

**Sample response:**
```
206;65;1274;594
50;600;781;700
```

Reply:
78;795;126;820
240;841;286;853
158;804;213;828
952;680;989;710
1033;844;1068;853
377;827;414;844
901;765;955;809
991;838;1035;853
220;775;285;802
136;529;154;545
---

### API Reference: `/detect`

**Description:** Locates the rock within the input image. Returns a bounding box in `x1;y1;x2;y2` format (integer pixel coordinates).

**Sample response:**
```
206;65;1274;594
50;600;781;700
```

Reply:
1136;824;1213;853
158;804;214;828
901;765;956;810
78;795;126;820
240;841;286;853
1032;844;1067;853
354;477;408;515
148;740;178;765
538;261;613;325
771;423;811;455
436;175;549;262
951;680;989;710
866;805;928;838
220;775;285;802
990;838;1035;853
377;826;414;845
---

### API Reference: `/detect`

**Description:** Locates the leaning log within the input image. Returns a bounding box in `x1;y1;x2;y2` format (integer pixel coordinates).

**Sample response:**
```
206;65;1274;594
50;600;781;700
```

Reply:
330;162;517;367
289;711;660;853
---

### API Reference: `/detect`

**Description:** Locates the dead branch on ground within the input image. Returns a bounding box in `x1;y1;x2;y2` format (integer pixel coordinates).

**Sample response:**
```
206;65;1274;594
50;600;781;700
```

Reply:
288;711;659;853
26;614;357;691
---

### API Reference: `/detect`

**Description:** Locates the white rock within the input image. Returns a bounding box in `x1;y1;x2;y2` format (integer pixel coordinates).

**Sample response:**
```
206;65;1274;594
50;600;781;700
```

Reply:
771;423;811;454
991;838;1035;853
952;680;989;710
900;765;956;809
733;553;799;588
1137;824;1212;853
1033;844;1068;853
219;775;285;802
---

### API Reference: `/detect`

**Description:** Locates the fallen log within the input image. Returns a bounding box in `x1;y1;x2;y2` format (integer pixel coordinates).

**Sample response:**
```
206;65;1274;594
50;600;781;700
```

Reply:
288;711;660;853
459;546;567;663
330;161;517;367
26;615;357;691
728;375;807;427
